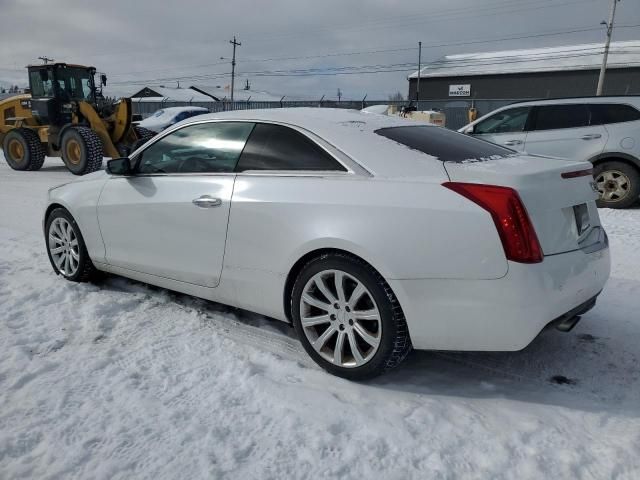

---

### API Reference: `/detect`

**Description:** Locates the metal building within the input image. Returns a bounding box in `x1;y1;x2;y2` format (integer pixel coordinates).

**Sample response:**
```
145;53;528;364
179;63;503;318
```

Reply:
408;41;640;101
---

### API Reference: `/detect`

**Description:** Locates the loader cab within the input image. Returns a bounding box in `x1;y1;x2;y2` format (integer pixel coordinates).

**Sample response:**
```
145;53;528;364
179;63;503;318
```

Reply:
27;63;99;127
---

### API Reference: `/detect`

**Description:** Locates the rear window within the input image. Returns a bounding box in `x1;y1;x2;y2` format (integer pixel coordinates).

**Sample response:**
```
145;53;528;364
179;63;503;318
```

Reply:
374;126;514;163
531;104;590;131
590;103;640;124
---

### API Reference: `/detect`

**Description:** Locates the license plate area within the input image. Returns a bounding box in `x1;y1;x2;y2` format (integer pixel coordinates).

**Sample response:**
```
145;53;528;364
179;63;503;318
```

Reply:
573;203;591;238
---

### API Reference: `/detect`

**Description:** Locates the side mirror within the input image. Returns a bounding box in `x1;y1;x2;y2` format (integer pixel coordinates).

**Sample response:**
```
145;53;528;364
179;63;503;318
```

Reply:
106;157;132;175
101;74;107;86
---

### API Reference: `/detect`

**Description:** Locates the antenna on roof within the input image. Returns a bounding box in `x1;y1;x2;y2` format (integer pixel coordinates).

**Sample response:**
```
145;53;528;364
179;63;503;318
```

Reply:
38;56;54;64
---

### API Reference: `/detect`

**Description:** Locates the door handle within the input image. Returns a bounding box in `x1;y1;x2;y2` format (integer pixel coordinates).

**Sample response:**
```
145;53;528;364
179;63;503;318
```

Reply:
192;195;222;208
504;139;523;146
581;134;602;140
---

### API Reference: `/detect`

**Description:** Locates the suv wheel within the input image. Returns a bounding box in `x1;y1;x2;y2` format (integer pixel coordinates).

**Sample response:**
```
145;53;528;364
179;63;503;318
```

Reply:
594;161;640;209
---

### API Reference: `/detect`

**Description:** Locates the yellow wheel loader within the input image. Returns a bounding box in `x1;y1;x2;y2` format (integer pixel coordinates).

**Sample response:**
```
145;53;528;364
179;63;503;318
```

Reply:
0;63;154;175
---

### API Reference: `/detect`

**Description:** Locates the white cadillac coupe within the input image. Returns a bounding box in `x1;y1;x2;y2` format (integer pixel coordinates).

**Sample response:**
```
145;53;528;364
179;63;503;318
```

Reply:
44;108;610;379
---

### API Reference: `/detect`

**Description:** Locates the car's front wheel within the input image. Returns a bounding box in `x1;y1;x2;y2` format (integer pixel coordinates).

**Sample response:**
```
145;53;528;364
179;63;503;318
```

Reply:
291;253;412;380
45;208;97;282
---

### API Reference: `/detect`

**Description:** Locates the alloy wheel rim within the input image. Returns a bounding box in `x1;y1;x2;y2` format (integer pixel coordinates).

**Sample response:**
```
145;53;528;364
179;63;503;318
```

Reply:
65;139;82;165
300;269;382;368
595;169;630;202
48;218;80;277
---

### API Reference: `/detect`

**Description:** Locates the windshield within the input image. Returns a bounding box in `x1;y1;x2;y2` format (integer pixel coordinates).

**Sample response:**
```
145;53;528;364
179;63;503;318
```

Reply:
55;67;94;101
375;126;515;163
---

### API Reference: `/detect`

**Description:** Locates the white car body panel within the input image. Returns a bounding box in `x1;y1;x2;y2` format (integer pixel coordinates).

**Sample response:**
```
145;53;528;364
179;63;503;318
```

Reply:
97;175;235;287
444;155;602;255
46;108;611;352
473;131;527;151
523;124;608;161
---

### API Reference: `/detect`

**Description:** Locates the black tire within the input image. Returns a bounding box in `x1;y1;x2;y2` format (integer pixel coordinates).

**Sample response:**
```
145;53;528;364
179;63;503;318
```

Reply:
45;207;97;282
131;126;155;151
115;143;130;157
594;161;640;209
2;128;46;171
60;126;104;175
291;253;412;380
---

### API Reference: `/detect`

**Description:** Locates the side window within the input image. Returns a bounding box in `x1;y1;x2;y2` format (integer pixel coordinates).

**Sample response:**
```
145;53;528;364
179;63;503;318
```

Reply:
473;107;530;135
236;123;346;172
137;122;254;174
590;104;640;125
531;104;590;131
174;111;189;122
29;71;53;97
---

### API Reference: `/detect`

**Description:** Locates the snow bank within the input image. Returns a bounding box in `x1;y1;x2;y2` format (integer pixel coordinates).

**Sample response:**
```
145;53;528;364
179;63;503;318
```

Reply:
1;156;639;479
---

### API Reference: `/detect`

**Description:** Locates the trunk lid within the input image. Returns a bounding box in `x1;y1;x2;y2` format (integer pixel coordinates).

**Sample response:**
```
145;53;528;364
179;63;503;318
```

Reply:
444;155;602;256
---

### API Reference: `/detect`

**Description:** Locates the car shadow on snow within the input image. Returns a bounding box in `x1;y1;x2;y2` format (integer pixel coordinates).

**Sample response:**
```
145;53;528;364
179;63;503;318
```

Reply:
95;274;640;418
372;309;640;417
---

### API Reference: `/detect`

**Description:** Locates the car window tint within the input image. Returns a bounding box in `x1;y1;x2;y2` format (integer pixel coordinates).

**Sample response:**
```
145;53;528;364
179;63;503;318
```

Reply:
590;103;640;125
474;107;531;134
236;123;346;172
137;122;254;174
174;111;188;122
532;104;590;131
375;126;514;163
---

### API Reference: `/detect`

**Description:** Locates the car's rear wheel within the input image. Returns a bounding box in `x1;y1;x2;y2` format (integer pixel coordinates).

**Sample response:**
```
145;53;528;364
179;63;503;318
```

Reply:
594;161;640;209
45;208;97;282
291;253;412;380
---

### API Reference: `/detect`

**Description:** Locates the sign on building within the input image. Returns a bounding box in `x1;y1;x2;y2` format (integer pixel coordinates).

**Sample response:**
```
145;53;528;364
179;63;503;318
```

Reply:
449;84;471;97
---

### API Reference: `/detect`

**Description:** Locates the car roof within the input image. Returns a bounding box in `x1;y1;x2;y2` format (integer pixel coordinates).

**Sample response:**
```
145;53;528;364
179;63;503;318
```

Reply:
172;108;448;179
155;106;209;113
185;107;419;133
504;96;640;108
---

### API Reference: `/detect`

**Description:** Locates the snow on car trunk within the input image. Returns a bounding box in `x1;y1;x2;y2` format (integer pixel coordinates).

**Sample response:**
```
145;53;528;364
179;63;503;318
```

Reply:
444;155;602;256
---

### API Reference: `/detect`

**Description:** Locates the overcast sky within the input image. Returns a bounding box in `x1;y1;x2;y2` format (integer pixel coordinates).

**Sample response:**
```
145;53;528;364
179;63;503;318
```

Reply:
1;0;639;99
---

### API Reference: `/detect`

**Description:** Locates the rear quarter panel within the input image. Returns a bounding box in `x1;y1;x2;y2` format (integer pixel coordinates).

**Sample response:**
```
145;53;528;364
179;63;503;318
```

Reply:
225;174;508;283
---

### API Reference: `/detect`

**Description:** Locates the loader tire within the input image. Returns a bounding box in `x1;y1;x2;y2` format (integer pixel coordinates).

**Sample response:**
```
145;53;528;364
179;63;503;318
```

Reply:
61;127;104;175
131;126;155;151
2;128;46;171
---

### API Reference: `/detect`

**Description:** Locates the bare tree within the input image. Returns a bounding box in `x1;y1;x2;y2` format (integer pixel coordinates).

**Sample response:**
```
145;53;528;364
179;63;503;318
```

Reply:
388;91;404;102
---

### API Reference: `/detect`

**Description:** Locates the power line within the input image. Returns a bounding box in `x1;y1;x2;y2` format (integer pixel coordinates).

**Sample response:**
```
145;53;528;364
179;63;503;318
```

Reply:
108;46;640;87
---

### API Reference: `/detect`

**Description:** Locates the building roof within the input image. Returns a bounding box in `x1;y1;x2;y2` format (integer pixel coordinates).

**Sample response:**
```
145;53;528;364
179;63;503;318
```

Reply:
190;85;282;101
409;40;640;79
129;86;212;102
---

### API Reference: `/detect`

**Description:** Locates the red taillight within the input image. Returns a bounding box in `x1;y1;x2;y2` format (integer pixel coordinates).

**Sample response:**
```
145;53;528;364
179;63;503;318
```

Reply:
561;168;593;179
443;182;543;264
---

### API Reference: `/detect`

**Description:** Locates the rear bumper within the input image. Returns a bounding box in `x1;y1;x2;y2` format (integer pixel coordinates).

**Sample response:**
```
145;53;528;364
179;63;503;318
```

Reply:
388;242;610;351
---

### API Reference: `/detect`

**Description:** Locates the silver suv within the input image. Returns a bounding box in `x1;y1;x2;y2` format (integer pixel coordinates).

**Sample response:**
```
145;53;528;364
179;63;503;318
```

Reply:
459;97;640;209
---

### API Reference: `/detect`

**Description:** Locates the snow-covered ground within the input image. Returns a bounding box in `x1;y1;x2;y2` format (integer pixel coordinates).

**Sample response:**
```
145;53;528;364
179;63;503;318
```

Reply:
1;156;639;479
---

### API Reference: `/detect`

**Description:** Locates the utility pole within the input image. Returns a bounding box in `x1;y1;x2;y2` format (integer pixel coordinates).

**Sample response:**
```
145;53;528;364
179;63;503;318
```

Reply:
38;56;54;64
229;36;241;103
337;88;342;102
596;0;620;96
416;41;422;106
